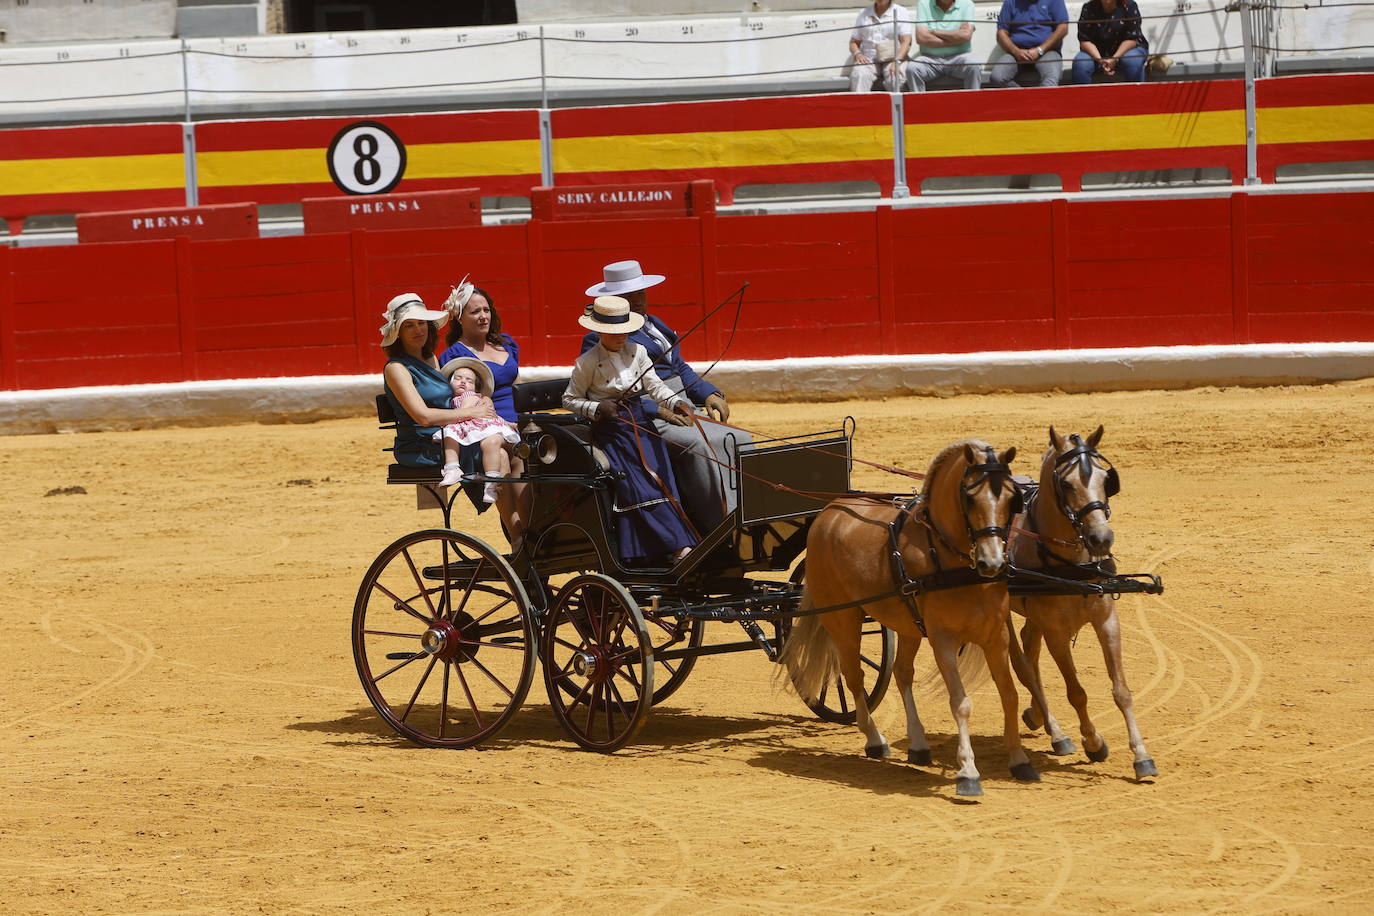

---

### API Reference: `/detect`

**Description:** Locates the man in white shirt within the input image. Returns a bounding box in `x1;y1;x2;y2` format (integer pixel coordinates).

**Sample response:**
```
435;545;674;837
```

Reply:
848;1;914;93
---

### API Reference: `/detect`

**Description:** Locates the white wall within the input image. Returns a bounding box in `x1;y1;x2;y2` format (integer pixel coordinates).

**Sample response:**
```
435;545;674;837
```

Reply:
0;0;175;43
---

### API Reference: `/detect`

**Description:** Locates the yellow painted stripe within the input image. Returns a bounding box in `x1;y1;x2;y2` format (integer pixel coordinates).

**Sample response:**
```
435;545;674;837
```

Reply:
197;139;543;188
1257;103;1374;144
553;125;894;174
906;110;1245;158
0;153;184;195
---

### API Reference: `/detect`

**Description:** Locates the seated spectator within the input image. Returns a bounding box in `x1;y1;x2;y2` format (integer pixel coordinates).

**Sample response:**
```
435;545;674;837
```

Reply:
989;0;1069;88
908;0;981;92
1071;0;1149;84
847;1;914;93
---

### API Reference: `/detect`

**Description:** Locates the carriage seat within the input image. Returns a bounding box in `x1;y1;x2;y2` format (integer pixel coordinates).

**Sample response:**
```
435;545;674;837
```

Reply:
374;393;442;484
511;377;610;474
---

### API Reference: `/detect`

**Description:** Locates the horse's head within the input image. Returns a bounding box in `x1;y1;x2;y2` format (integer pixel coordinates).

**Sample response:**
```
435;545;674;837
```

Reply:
1046;425;1117;558
960;443;1020;578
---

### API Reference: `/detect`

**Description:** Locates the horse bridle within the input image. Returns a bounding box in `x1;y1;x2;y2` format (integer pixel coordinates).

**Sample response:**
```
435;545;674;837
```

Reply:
926;446;1021;561
1050;435;1120;530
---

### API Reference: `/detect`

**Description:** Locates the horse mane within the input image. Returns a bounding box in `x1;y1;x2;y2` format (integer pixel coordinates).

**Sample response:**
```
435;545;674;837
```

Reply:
920;439;988;500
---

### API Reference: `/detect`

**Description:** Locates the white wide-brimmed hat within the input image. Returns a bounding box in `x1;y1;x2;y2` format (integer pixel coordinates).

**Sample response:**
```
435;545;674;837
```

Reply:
584;259;665;297
578;296;646;334
439;356;495;396
379;293;449;347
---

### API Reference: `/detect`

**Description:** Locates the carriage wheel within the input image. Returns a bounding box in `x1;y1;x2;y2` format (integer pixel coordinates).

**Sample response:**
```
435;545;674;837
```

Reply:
779;560;897;725
353;528;536;749
542;573;654;752
641;608;704;706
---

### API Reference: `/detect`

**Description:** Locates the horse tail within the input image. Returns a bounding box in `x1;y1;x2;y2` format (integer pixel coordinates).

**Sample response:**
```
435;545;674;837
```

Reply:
916;641;988;693
776;591;838;704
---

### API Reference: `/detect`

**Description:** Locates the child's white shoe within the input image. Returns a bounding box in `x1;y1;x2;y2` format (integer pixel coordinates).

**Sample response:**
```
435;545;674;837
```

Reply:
482;482;499;504
439;463;463;487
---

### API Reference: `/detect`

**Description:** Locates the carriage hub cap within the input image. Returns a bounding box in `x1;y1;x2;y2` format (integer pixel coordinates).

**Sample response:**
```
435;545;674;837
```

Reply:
421;626;448;655
572;651;598;677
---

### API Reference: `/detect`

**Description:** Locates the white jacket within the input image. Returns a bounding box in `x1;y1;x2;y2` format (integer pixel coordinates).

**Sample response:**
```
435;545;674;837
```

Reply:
563;341;688;420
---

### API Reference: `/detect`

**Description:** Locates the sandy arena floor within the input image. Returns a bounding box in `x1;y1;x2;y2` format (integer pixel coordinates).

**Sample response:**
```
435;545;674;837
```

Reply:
3;380;1373;913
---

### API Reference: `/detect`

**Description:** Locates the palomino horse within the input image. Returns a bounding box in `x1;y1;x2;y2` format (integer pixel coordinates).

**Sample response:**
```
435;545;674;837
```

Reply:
782;440;1039;797
1009;426;1158;780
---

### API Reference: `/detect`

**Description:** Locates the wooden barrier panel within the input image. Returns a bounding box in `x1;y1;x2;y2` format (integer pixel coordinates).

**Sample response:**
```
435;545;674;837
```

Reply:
530;180;716;221
0;123;186;235
195;111;542;207
904;80;1248;193
302;188;482;234
1256;74;1374;183
2;190;1372;390
76;203;258;243
548;94;897;205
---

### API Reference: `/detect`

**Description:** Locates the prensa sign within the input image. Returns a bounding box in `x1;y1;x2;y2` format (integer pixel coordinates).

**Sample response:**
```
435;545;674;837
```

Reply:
76;203;258;243
301;188;482;233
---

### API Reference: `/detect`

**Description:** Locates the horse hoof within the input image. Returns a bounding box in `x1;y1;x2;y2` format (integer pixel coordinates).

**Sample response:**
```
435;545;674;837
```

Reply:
1010;762;1042;783
907;747;933;766
1134;758;1158;779
1086;740;1110;763
865;743;888;759
955;776;983;797
1051;737;1078;756
1021;708;1040;732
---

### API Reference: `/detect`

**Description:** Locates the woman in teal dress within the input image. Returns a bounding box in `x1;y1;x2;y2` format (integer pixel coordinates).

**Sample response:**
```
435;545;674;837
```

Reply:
380;293;507;511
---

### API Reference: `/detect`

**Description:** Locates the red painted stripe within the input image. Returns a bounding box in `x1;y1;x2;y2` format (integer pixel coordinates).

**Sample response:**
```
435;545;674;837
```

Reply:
195;110;540;152
0;188;186;218
1256;73;1374;108
906;79;1244;124
197;173;540;207
0;123;182;161
551;94;892;138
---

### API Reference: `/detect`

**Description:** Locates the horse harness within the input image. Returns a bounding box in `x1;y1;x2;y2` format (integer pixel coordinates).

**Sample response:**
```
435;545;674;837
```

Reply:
1020;435;1122;581
885;447;1020;635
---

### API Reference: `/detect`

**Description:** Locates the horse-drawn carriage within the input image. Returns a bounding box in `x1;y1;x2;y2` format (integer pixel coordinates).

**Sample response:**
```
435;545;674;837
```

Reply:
354;378;1164;781
354;377;894;752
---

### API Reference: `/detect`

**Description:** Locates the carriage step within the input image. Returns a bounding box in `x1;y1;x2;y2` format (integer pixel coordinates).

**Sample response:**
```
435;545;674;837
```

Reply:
386;652;424;660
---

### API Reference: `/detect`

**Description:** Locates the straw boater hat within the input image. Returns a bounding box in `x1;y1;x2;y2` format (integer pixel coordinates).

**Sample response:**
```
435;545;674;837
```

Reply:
439;356;495;395
584;260;665;298
379;292;449;347
579;296;646;335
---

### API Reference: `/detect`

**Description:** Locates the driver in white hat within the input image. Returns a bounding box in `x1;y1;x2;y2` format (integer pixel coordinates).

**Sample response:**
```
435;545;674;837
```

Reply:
580;259;752;533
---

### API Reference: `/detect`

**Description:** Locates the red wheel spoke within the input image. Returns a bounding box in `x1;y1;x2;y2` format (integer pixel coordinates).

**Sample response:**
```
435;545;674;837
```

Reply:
588;590;607;643
439;663;451;739
836;679;850;714
564;675;593;711
464;639;527;651
606;675;636;723
469;594;515;626
451;659;486;731
372;581;433;625
401;546;438;619
400;655;440;722
553;635;586;654
450;557;487;622
467;654;515;700
363;629;423;639
585;682;601;734
605;685;616;740
374;650;427;682
563;599;596;645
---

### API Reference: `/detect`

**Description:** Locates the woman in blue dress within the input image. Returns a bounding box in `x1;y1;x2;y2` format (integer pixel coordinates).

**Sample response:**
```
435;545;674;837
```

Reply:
380;292;517;534
438;279;530;542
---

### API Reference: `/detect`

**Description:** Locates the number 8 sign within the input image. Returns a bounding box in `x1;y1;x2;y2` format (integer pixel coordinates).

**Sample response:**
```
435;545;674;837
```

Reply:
326;121;407;195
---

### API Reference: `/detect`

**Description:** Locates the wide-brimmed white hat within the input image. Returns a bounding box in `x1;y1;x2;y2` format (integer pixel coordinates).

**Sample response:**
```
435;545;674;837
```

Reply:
579;296;646;334
439;356;495;396
584;260;665;298
379;293;449;347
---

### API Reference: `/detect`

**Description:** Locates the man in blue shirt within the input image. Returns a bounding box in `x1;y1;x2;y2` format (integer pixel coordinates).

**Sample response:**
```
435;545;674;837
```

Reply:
990;0;1069;87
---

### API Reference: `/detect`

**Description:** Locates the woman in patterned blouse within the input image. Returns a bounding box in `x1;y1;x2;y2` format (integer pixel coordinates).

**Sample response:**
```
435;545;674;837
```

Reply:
1071;0;1149;83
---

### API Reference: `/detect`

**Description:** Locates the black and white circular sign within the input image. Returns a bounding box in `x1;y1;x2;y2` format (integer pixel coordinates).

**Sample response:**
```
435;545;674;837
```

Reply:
326;121;407;195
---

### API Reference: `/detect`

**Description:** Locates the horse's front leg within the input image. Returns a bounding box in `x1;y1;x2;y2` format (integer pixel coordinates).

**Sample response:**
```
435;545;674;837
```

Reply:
894;633;931;765
1042;620;1107;761
1093;609;1158;780
1021;612;1077;756
825;611;888;759
930;630;981;796
984;624;1040;783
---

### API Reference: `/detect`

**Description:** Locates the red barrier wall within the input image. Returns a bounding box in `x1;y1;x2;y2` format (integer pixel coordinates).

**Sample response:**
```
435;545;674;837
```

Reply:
1;191;1370;391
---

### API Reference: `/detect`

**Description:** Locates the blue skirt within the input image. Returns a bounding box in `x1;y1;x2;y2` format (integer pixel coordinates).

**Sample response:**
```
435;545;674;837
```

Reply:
593;401;696;562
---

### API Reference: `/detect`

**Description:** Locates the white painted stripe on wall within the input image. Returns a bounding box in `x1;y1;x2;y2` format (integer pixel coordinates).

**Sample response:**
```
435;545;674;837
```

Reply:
2;342;1371;436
